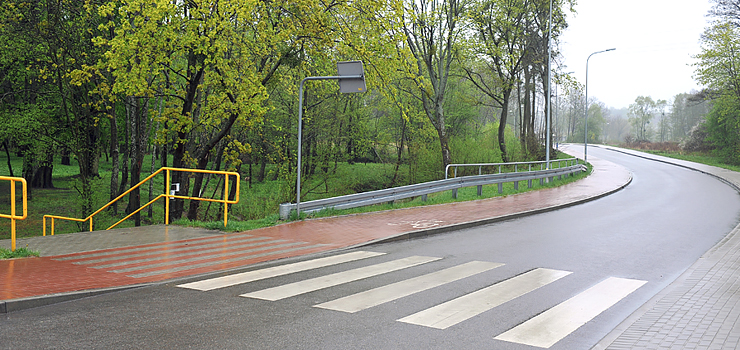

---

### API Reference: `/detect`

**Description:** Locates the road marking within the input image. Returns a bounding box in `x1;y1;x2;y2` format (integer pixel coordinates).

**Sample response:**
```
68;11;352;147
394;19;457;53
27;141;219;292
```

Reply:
314;261;503;313
109;242;309;273
126;244;328;278
53;234;267;261
177;251;386;291
494;277;647;348
89;239;289;268
398;268;572;329
240;256;441;301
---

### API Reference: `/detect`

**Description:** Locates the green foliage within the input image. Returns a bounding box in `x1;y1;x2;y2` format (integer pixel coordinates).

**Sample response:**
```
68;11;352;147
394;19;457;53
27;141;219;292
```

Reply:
705;96;740;165
628;96;657;141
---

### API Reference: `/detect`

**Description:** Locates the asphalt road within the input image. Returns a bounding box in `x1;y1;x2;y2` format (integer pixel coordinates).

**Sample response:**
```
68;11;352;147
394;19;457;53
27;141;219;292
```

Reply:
2;147;740;350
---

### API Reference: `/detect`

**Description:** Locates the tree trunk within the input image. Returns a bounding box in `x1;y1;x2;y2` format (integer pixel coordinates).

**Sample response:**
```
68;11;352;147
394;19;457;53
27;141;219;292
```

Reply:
2;140;13;177
498;89;512;163
109;109;120;215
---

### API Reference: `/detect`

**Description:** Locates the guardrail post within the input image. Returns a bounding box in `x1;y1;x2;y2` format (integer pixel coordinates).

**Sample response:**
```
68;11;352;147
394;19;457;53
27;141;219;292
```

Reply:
528;179;532;188
498;183;503;194
514;180;518;190
224;173;229;227
452;188;458;199
165;169;171;225
10;180;15;251
477;185;482;196
421;194;427;202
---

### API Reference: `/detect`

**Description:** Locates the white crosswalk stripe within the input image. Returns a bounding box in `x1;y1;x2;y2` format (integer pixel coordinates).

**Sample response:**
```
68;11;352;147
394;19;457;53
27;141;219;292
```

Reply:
314;261;503;313
494;276;647;348
397;268;572;329
177;251;386;291
179;251;646;347
240;255;441;301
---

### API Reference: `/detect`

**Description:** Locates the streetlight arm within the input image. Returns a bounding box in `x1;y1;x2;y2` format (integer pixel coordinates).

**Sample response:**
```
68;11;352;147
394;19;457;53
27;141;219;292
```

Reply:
584;48;615;163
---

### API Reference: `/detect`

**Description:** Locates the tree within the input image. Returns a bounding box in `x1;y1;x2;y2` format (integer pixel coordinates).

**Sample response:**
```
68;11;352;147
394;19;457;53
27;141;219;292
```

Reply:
1;0;111;216
401;0;467;171
465;0;529;162
628;96;657;141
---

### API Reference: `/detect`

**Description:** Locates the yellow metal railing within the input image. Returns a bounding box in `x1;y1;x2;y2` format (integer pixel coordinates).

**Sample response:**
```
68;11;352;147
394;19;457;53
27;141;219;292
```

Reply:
1;176;28;251
43;167;240;236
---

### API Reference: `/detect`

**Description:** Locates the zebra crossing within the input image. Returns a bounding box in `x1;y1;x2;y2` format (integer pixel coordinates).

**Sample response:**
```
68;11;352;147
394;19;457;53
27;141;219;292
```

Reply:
51;233;331;280
176;251;646;348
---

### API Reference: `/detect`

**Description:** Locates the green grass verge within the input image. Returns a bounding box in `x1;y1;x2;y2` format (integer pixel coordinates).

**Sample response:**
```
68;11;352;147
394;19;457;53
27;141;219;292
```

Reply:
0;246;40;259
641;150;740;173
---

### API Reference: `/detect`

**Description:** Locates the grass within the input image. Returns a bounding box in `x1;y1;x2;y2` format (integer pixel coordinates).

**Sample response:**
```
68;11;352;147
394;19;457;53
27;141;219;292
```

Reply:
0;246;40;259
640;150;740;173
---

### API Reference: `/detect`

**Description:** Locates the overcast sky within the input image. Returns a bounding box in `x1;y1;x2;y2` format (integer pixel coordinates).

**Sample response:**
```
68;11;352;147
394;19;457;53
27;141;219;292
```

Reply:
559;0;713;109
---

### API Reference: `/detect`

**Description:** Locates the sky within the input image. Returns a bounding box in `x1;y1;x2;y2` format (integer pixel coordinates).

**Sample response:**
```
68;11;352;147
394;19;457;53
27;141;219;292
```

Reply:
559;0;713;109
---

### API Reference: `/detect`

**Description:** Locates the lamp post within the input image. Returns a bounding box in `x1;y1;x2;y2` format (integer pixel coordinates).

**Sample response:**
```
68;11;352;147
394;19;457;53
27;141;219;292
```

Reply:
296;61;366;218
584;48;615;163
546;0;553;169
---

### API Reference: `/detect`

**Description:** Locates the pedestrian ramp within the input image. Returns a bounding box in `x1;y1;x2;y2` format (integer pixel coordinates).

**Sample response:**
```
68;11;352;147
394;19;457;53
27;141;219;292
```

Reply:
176;251;646;348
50;233;331;281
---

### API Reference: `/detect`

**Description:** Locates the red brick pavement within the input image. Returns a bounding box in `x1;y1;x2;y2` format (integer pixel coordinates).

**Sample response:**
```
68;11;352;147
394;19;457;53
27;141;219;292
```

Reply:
0;154;630;303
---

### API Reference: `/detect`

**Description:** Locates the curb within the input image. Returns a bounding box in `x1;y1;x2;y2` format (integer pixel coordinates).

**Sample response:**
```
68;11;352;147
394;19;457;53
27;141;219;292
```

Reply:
0;284;148;314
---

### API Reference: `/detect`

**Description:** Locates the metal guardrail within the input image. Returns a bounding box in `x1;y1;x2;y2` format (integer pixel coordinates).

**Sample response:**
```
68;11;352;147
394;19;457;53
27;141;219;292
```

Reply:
445;158;580;179
1;176;28;251
279;161;587;219
43;167;240;235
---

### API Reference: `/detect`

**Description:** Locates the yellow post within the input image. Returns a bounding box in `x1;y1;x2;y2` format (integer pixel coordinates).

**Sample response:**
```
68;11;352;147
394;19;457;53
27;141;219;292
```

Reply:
224;174;229;227
165;169;170;225
11;179;15;251
89;217;93;232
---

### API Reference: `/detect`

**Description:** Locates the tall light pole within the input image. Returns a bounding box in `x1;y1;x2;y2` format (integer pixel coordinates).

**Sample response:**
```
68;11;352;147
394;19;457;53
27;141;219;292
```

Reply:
584;48;615;163
546;0;553;169
296;61;366;218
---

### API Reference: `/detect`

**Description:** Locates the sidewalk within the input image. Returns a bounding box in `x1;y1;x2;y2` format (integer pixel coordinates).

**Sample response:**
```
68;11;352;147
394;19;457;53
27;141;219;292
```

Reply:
0;144;630;313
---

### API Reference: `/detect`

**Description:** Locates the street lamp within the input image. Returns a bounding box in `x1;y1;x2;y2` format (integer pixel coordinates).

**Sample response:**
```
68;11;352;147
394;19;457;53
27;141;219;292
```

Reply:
584;48;615;163
546;0;553;168
296;61;366;218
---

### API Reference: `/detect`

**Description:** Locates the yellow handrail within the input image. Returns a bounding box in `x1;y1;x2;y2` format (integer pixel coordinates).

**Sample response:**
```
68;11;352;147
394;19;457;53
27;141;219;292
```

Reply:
43;167;239;235
1;176;28;251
